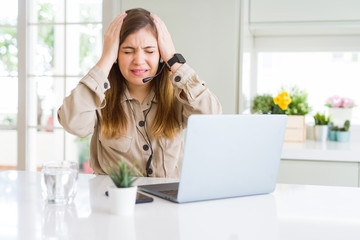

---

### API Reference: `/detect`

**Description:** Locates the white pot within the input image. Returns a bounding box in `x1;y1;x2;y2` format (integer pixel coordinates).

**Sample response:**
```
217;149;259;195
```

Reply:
108;185;137;216
328;108;352;126
314;125;329;142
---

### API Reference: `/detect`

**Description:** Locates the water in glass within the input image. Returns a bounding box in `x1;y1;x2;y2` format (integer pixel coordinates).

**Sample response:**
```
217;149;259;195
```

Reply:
41;161;79;204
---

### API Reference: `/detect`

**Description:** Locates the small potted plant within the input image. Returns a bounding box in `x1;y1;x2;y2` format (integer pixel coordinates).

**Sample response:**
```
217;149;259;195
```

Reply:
325;96;356;126
313;113;330;142
336;120;351;142
251;87;311;142
328;123;338;141
107;159;138;216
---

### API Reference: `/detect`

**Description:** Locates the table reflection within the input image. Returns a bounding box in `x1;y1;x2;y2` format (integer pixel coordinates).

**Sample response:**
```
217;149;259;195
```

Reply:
176;194;278;240
42;204;77;240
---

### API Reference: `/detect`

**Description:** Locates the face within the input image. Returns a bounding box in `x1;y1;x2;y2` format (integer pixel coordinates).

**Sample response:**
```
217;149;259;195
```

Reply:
118;28;160;87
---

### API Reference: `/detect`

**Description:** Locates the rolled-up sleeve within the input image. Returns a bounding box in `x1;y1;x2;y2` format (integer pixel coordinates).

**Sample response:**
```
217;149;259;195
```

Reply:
57;66;110;138
170;64;222;126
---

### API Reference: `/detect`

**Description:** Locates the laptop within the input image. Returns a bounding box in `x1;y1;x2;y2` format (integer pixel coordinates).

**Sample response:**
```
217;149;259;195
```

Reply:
139;114;287;203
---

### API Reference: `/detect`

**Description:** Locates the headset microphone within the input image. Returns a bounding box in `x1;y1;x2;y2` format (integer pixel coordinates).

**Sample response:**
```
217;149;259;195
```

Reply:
142;59;166;83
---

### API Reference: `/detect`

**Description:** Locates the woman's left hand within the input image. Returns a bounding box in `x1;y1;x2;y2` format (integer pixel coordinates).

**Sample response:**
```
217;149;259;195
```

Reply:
151;14;177;70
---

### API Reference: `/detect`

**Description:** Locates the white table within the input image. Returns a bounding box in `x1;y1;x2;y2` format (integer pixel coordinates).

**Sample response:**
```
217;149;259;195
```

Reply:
1;171;360;240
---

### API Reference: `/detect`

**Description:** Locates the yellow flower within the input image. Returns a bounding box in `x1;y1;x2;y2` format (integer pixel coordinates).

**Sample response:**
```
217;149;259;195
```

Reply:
273;91;292;110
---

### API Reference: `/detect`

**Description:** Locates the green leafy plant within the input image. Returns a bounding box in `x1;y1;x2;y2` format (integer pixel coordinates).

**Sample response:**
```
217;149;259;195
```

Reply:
0;28;17;73
285;87;311;115
107;159;138;188
2;116;14;125
313;113;331;125
251;86;311;115
75;137;90;172
251;94;274;114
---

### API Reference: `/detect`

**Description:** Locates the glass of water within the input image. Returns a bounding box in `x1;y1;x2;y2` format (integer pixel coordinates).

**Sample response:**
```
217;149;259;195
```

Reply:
41;161;79;205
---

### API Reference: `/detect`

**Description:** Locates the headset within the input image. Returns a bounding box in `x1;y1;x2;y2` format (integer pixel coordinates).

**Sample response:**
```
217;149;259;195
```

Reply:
142;58;166;83
124;58;166;176
125;93;156;177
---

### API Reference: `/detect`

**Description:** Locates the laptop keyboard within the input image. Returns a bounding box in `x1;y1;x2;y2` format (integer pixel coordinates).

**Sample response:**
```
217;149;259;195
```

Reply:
159;190;178;198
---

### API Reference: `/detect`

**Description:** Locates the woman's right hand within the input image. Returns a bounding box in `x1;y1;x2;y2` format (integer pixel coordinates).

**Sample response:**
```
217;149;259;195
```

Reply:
96;12;127;76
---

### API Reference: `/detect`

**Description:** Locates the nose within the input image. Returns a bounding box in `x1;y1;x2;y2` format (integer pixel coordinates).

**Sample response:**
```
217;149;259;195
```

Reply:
133;51;146;65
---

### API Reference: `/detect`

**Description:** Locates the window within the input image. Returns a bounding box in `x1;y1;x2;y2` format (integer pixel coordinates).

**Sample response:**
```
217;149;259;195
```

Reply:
27;0;102;172
1;0;103;171
250;35;360;127
0;0;18;169
256;52;360;124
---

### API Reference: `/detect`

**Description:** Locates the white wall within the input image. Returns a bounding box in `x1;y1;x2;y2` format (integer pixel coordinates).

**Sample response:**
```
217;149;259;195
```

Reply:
250;0;360;23
249;0;360;36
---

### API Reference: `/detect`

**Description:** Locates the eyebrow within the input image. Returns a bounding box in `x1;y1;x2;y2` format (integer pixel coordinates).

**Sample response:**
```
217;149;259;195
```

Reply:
121;46;157;50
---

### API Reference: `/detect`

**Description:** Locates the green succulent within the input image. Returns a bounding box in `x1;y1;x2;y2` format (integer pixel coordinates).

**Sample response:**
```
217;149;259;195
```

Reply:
330;120;351;131
339;120;351;131
107;159;138;188
313;113;331;125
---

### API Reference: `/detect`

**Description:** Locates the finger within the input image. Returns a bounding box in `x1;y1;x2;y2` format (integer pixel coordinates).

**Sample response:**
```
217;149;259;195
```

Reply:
113;12;127;35
110;12;127;34
150;13;159;22
151;13;163;30
150;15;176;62
152;15;170;37
106;12;126;36
151;14;163;28
113;12;127;24
151;14;170;36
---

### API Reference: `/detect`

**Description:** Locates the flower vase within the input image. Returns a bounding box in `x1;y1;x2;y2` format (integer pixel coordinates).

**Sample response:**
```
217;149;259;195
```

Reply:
284;115;306;142
328;108;352;127
314;125;328;142
336;131;351;142
108;186;137;216
328;130;337;141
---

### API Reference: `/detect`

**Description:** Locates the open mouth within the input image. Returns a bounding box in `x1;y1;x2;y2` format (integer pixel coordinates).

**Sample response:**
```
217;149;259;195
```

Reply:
131;69;149;76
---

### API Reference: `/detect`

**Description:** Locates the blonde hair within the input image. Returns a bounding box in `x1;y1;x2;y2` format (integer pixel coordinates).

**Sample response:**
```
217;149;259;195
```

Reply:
101;8;180;139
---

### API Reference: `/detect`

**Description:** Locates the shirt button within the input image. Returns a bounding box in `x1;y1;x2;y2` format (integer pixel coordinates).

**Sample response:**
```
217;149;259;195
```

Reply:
139;121;145;127
174;76;181;82
143;145;149;151
104;82;109;89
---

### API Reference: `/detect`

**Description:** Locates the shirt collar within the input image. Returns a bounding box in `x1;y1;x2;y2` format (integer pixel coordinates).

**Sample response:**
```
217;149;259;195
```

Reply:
120;85;157;106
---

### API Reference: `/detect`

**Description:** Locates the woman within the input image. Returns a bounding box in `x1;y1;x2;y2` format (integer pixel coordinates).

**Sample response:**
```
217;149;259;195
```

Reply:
58;8;222;178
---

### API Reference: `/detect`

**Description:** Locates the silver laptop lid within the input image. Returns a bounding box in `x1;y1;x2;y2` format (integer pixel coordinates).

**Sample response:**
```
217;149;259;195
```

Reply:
177;114;287;203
